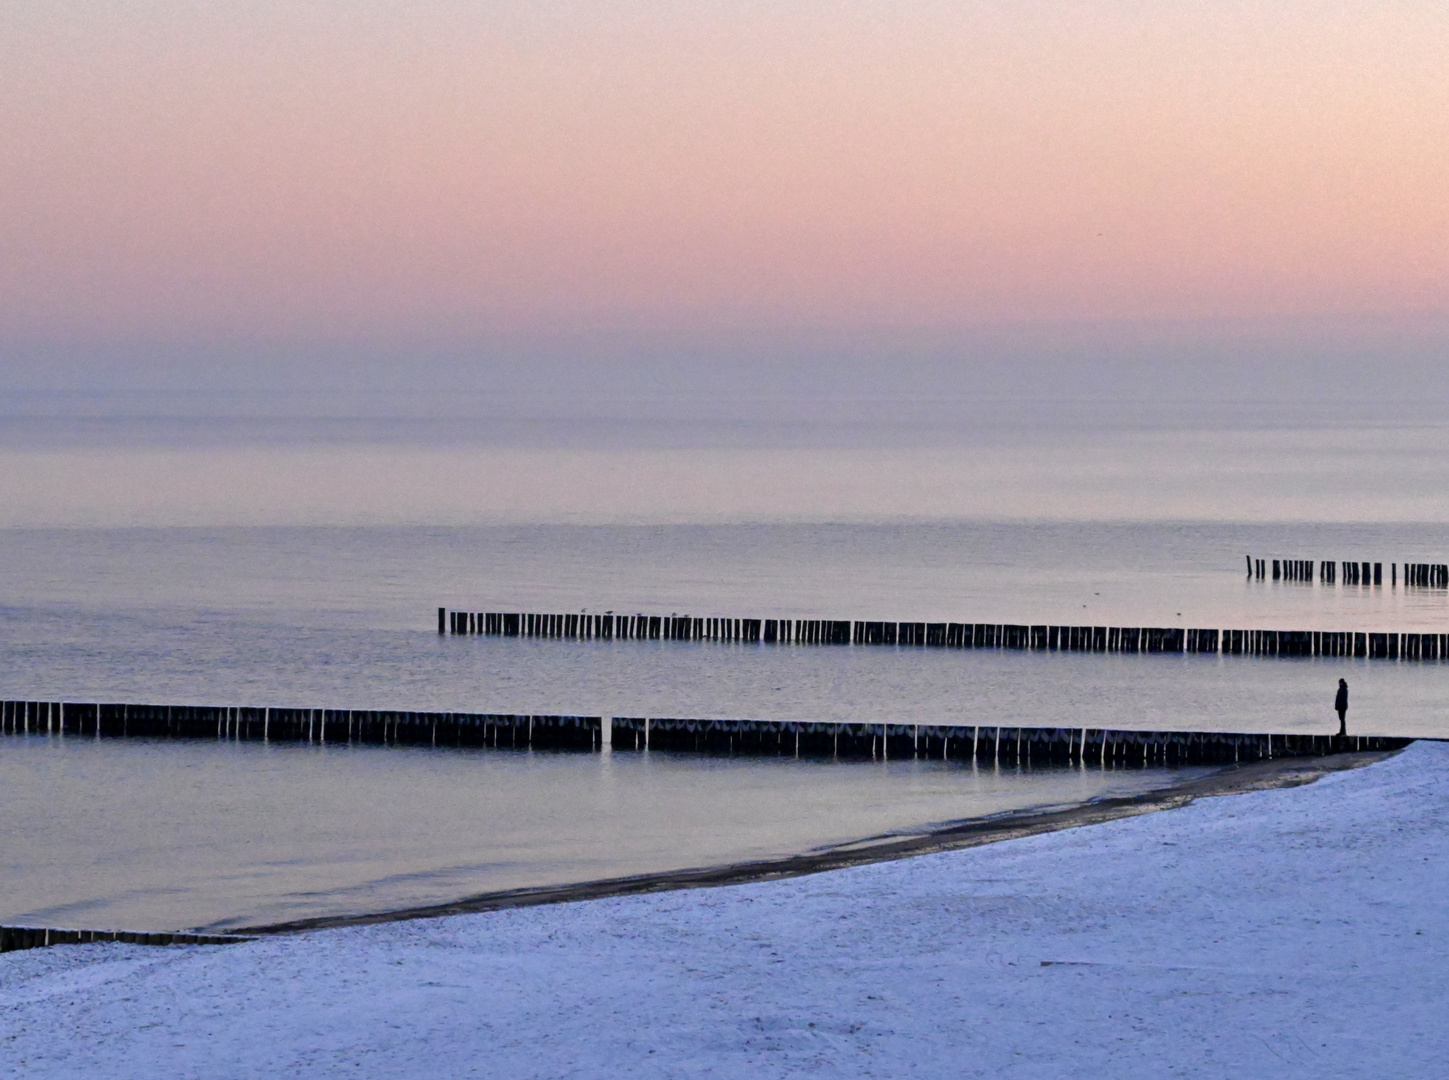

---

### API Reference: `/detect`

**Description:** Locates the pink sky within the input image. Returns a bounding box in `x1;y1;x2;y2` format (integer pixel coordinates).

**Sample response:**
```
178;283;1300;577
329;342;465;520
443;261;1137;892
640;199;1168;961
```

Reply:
2;1;1446;346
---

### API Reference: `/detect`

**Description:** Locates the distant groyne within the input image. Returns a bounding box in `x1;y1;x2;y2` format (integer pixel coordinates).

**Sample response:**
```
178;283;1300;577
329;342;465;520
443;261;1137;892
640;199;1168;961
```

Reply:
441;609;1449;661
1247;556;1449;587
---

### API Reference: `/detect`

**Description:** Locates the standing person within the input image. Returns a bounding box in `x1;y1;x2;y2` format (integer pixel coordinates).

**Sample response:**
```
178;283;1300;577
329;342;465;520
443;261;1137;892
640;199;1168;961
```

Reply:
1335;678;1348;736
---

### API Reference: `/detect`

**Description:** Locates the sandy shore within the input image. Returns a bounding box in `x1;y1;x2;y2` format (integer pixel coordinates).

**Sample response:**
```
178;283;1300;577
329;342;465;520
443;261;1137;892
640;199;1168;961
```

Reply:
4;742;1446;1078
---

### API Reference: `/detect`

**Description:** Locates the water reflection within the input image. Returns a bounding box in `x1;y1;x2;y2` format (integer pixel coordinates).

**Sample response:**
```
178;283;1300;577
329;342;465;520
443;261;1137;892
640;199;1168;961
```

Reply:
0;734;1215;932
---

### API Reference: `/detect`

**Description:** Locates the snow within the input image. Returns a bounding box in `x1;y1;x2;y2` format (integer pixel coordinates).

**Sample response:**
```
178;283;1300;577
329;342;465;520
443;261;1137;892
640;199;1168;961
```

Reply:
4;743;1448;1079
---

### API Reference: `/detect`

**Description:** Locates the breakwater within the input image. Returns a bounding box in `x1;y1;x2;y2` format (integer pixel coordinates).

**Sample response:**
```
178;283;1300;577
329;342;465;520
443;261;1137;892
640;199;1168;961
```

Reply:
441;609;1449;660
2;699;1408;764
609;717;1408;764
1247;556;1449;587
0;926;249;954
0;701;602;750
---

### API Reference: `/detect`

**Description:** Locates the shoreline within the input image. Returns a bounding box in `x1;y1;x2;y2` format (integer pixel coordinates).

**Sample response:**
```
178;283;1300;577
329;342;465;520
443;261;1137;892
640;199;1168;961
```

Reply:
236;747;1400;936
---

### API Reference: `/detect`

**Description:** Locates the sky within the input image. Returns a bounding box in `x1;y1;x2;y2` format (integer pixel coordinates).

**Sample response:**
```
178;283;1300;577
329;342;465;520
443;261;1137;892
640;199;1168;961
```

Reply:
2;1;1447;402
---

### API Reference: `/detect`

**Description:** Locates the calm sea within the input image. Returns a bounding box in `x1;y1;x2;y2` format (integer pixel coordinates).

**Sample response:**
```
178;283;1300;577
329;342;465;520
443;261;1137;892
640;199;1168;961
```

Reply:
2;401;1447;929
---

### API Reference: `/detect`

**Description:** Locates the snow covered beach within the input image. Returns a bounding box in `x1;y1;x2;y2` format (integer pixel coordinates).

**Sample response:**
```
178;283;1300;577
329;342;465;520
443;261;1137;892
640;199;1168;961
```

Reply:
4;742;1447;1078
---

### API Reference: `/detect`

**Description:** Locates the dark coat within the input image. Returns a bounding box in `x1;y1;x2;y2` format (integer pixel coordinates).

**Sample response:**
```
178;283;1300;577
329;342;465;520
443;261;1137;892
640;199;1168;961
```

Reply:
1335;684;1349;712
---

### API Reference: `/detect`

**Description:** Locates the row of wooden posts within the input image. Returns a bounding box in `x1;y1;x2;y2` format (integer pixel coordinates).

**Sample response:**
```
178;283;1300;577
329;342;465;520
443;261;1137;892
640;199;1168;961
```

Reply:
2;699;1407;767
611;717;1408;765
0;700;601;750
1249;557;1449;587
0;926;249;954
442;610;1449;661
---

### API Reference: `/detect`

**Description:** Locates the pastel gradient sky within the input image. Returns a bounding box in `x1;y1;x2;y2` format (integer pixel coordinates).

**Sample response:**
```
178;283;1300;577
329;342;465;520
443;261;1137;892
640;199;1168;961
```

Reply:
2;1;1447;391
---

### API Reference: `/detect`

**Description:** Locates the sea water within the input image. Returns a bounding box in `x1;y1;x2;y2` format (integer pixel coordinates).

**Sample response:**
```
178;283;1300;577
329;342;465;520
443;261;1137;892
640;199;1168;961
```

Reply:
2;521;1447;735
0;737;1221;931
2;402;1447;929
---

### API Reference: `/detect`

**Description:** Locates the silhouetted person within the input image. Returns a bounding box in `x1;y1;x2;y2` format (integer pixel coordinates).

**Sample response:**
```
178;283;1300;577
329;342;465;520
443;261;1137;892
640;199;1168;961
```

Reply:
1335;678;1348;737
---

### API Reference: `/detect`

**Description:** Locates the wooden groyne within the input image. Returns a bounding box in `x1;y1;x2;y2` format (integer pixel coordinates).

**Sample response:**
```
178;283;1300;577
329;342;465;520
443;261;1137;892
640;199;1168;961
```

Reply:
441;609;1449;661
610;717;1410;764
1248;557;1449;587
0;701;602;750
0;926;250;954
3;699;1407;765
